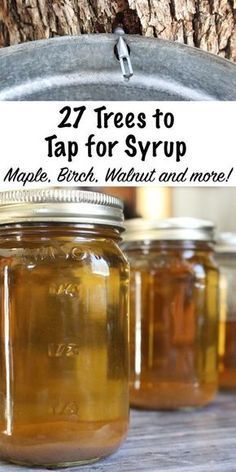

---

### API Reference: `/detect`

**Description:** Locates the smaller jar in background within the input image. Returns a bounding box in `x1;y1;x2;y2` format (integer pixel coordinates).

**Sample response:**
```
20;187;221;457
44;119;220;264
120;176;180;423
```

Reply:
216;233;236;389
123;218;219;410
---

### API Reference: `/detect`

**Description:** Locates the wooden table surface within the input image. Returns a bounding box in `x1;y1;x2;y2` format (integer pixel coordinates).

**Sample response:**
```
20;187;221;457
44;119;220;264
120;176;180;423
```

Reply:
0;393;235;472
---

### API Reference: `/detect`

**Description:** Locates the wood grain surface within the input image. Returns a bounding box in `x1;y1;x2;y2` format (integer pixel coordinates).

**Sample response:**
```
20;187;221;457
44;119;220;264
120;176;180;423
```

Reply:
0;393;236;471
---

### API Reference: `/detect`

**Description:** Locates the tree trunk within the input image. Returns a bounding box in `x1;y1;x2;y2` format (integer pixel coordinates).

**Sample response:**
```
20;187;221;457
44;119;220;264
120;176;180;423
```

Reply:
0;0;235;61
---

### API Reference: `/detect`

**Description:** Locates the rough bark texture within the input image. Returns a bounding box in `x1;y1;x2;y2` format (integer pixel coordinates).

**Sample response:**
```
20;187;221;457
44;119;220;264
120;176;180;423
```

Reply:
0;0;235;61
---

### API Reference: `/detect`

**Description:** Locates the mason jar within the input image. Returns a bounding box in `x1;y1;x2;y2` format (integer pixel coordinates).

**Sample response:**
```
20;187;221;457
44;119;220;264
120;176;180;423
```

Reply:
123;218;219;410
0;188;129;468
216;233;236;389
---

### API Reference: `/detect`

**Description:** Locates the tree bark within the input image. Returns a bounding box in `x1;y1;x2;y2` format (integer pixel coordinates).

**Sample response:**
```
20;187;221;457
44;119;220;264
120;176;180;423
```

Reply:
0;0;235;61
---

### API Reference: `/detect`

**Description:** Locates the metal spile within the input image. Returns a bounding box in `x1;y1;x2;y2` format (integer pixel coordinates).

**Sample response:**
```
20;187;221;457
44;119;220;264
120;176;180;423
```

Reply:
114;27;133;80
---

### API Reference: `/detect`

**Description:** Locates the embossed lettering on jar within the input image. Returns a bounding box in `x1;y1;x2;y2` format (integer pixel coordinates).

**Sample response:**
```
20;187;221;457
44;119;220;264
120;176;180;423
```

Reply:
0;189;129;468
123;218;219;410
217;233;236;390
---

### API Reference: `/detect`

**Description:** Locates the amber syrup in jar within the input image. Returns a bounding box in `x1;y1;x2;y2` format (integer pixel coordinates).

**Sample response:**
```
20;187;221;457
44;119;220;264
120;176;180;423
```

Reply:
217;233;236;389
123;218;219;410
0;188;129;468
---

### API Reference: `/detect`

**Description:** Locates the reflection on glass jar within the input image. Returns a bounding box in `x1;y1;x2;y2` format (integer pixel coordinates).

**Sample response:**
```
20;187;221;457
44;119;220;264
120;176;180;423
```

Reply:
0;189;129;468
123;218;219;410
217;233;236;390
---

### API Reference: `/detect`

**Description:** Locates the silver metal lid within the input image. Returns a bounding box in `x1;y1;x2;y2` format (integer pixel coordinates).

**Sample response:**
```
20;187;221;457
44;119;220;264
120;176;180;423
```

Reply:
0;188;124;229
124;217;215;242
216;233;236;253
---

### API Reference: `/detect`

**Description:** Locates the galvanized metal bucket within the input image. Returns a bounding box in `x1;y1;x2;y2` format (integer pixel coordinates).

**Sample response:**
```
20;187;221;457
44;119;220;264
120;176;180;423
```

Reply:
0;34;236;100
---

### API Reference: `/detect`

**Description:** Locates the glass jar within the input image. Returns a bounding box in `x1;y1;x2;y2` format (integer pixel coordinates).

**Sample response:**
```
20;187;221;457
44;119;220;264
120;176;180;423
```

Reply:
0;188;129;468
123;218;219;410
216;233;236;389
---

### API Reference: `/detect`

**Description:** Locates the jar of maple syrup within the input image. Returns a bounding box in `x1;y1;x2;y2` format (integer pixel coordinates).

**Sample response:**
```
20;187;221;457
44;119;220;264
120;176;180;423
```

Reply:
123;218;219;410
216;233;236;389
0;188;129;467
